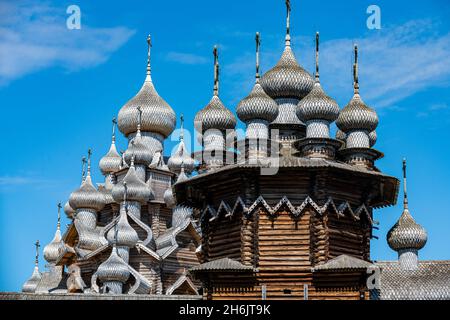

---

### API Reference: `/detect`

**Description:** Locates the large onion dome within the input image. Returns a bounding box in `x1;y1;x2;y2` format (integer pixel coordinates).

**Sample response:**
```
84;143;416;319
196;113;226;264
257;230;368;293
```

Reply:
112;157;153;203
260;46;314;100
97;246;130;284
43;204;65;264
194;46;236;134
99;118;121;175
168;115;195;175
387;159;427;252
106;211;139;248
69;152;105;212
260;1;313;100
237;84;278;123
22;241;42;293
64;200;75;219
336;94;378;133
117;35;176;138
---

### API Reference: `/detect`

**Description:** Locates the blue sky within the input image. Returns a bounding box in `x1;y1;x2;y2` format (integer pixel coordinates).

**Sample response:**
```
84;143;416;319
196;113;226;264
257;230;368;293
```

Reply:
0;0;449;292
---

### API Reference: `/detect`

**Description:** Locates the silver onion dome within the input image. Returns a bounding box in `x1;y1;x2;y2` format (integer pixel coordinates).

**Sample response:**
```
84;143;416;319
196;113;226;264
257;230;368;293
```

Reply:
387;159;427;251
112;158;153;203
260;46;314;100
237;83;278;123
194;46;236;133
297;82;339;123
106;211;139;248
43;203;65;264
99;118;122;175
124;133;153;167
69;151;105;212
260;2;313;100
336;45;378;134
22;241;42;293
64;200;75;219
168;115;195;175
117;35;176;138
336;94;378;133
195;95;236;132
237;32;278;123
387;208;428;251
97;246;130;284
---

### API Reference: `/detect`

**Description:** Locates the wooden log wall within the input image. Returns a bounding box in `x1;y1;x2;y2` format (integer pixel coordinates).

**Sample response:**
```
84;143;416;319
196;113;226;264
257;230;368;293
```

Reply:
207;213;242;261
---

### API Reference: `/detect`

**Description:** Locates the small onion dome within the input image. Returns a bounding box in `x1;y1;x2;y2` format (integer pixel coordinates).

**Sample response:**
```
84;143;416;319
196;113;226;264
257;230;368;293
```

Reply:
387;159;427;252
112;159;153;203
194;45;236;133
336;129;347;141
124;134;152;166
118;36;176;138
237;83;278;123
43;204;65;264
387;208;427;251
64;201;75;219
336;44;378;134
69;173;105;212
22;266;41;293
163;187;175;209
369;130;377;147
174;166;189;184
297;82;339;123
194;95;236;133
106;212;139;248
336;94;378;133
43;230;64;264
99;143;121;176
167;117;195;175
260;46;314;100
97;246;130;284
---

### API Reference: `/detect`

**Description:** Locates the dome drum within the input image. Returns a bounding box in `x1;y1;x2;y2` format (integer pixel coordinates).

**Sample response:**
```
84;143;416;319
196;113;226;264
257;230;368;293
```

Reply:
75;209;98;229
305;120;331;139
245;119;270;140
345;130;371;149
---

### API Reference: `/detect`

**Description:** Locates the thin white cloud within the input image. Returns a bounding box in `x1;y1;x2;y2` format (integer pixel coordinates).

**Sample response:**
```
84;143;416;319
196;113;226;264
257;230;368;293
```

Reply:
225;19;450;110
0;1;135;85
166;51;209;65
0;176;52;186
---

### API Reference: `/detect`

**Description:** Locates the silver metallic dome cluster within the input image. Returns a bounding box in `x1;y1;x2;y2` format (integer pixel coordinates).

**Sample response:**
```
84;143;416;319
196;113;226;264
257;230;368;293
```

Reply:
69;174;106;212
260;46;314;100
297;82;339;123
237;82;278;123
387;208;428;251
336;94;378;133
